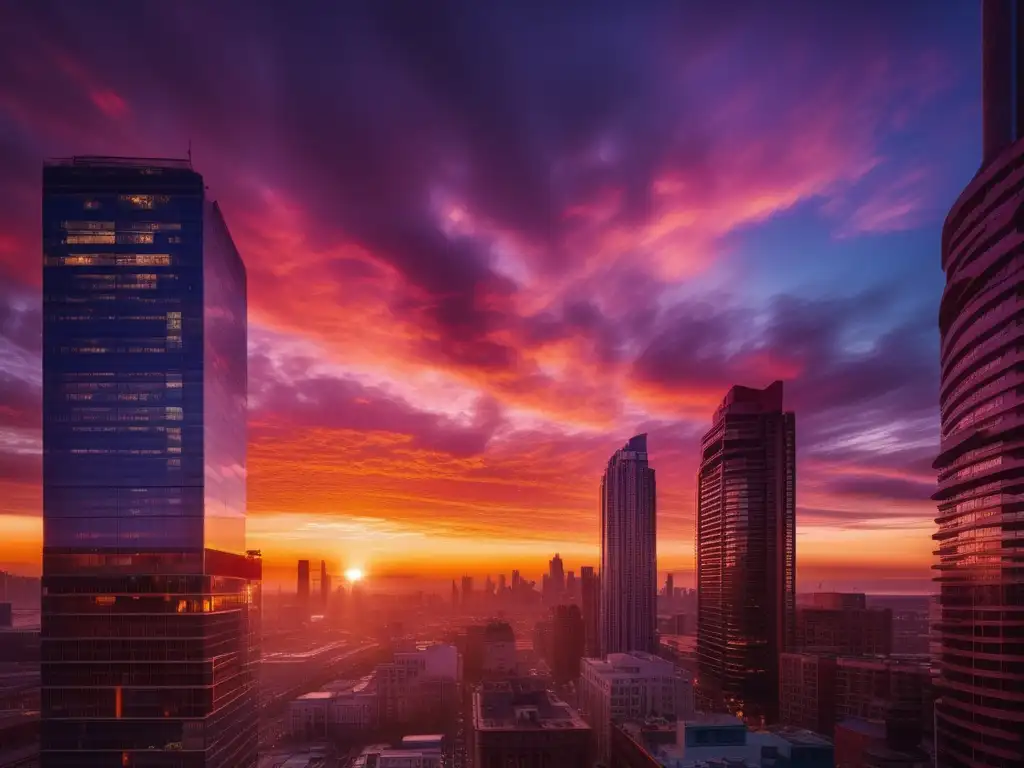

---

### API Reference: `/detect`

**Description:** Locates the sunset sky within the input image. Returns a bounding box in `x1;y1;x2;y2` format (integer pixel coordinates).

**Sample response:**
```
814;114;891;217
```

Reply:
0;2;983;592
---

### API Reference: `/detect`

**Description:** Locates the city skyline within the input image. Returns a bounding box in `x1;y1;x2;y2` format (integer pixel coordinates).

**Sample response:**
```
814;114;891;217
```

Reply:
0;3;983;593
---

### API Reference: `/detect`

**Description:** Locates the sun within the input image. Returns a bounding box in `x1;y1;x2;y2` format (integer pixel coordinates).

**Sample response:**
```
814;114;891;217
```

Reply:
344;567;364;583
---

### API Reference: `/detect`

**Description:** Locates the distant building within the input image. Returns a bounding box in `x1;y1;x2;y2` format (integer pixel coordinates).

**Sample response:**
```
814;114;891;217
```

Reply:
461;576;474;610
320;560;331;612
601;434;657;655
481;621;516;677
549;553;566;599
298;559;311;616
580;565;600;657
697;381;796;722
470;680;591;768
550;605;585;683
612;715;834;768
0;603;11;629
807;592;866;610
579;652;694;762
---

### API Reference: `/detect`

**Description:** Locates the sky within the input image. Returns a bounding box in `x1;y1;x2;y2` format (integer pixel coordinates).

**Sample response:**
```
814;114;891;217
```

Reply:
0;1;983;592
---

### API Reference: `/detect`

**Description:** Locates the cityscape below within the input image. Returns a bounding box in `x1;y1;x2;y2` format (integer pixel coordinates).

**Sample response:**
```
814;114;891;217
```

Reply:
1;2;1024;768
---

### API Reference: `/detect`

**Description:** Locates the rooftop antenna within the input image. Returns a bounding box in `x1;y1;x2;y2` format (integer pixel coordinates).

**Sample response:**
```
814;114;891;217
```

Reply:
187;139;192;168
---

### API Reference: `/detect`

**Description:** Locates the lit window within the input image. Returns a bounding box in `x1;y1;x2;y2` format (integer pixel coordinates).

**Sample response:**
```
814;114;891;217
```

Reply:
83;200;101;210
166;312;182;330
115;254;171;266
165;407;183;421
117;232;155;245
66;233;116;245
60;255;98;266
120;194;155;209
62;221;114;231
128;222;182;232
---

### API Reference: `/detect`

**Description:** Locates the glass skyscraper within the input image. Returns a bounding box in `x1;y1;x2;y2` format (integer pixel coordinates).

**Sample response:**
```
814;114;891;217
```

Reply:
933;2;1024;764
696;381;796;724
599;434;657;656
40;157;260;768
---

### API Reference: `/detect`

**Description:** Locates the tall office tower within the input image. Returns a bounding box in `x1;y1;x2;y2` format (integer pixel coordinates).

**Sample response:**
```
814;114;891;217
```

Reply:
580;566;600;657
497;574;506;595
297;559;310;617
41;156;260;767
319;560;330;613
549;553;566;596
461;576;474;610
664;572;674;598
565;570;577;602
600;434;657;655
696;381;795;723
934;3;1024;764
451;580;459;612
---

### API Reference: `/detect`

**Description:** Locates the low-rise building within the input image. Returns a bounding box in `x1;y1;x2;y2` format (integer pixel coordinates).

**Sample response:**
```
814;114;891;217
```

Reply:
579;652;694;762
779;652;837;736
376;643;461;728
353;737;444;768
288;674;377;739
612;715;834;767
470;680;591;768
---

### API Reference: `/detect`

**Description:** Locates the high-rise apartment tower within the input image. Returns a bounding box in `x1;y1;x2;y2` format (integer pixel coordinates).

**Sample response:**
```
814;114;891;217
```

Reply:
696;381;795;723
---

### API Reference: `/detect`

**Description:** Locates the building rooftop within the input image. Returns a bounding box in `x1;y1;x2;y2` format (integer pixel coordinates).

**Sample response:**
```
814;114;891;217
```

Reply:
401;734;444;745
45;155;193;170
583;651;684;678
473;682;588;732
835;717;887;738
295;691;338;701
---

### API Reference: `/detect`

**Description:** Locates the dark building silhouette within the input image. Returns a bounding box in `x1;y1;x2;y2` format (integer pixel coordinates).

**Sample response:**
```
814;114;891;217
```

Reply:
600;434;657;655
550;605;585;683
40;156;260;767
0;602;11;629
461;575;474;610
580;565;600;658
319;560;330;613
935;2;1024;765
696;381;796;722
297;559;310;617
796;598;892;656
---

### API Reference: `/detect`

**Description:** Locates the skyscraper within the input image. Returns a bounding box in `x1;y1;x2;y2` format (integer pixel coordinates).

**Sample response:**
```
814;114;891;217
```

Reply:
41;156;260;767
696;381;795;722
298;559;311;617
934;3;1024;764
549;553;566;596
319;560;330;613
600;434;656;656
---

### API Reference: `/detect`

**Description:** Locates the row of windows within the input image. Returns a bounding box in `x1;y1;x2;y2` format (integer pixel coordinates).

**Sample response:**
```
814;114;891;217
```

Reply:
46;253;173;266
60;220;182;232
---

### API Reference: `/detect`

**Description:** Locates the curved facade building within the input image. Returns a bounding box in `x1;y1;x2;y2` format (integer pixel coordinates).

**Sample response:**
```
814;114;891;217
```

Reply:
934;7;1024;757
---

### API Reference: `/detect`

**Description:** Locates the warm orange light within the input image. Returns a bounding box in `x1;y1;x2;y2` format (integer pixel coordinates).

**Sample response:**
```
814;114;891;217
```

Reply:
344;567;364;582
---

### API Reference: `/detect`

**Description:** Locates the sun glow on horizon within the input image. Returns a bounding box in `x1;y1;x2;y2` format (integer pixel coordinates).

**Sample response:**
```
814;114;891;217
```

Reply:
344;567;365;582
